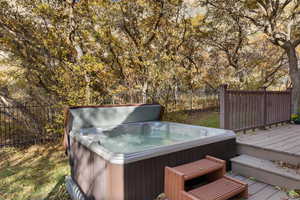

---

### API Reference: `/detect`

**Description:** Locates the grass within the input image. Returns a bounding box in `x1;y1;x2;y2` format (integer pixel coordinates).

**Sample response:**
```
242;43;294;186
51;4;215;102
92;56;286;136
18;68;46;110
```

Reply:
164;110;220;128
0;144;70;200
0;110;219;200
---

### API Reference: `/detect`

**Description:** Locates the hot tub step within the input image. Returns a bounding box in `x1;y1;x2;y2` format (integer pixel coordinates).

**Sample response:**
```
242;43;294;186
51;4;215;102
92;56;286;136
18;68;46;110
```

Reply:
231;155;300;190
165;156;226;200
181;176;248;200
171;155;226;181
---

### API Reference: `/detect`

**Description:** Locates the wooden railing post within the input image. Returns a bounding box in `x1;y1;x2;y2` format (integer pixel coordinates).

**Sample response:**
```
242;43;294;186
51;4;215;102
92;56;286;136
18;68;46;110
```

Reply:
261;87;267;129
287;87;293;121
220;84;228;129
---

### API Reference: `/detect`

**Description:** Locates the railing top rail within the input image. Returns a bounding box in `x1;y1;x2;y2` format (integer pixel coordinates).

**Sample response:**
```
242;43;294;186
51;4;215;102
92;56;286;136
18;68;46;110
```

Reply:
226;90;265;94
0;104;56;108
226;90;291;94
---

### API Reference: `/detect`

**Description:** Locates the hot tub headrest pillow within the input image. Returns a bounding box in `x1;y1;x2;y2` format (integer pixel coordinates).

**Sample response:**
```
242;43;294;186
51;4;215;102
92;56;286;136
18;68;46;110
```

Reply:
65;104;163;132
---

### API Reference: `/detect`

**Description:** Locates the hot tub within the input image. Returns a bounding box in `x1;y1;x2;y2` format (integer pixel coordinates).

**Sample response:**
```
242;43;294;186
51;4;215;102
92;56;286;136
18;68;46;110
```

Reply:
64;104;236;200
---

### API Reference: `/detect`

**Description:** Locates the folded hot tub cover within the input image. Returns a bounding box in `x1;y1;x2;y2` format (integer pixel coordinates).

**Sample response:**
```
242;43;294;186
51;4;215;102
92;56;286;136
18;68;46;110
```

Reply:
63;104;164;154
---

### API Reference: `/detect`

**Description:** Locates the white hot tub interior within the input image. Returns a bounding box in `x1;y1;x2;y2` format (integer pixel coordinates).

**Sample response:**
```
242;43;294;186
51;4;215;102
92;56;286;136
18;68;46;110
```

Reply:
75;121;227;154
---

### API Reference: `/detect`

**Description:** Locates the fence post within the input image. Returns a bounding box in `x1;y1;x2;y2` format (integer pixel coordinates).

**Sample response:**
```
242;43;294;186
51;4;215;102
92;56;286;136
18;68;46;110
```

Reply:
220;84;228;129
261;87;267;129
287;87;293;122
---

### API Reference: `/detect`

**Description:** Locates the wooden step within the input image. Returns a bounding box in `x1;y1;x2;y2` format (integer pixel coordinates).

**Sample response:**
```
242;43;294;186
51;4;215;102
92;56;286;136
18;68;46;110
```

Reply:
165;156;226;200
237;142;300;165
171;156;226;180
182;176;248;200
231;155;300;190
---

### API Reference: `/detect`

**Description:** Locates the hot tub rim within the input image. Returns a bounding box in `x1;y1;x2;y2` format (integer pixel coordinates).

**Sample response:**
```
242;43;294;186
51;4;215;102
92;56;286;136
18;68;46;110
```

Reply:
70;122;236;165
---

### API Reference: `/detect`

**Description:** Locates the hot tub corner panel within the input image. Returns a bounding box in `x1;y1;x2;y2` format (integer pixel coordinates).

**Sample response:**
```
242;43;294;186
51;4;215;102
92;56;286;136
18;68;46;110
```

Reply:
70;138;125;200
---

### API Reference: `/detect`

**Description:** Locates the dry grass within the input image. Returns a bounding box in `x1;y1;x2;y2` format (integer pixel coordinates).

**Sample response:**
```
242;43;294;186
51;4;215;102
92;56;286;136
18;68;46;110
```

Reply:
0;144;70;200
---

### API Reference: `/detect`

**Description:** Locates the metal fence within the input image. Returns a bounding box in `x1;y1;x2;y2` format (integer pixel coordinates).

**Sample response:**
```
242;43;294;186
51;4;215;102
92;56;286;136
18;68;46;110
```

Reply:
220;85;292;132
0;104;62;147
106;91;219;113
0;92;219;147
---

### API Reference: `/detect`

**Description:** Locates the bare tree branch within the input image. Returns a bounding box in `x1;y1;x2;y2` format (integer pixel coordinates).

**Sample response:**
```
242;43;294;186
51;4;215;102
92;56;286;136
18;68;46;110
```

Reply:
144;1;164;47
294;39;300;47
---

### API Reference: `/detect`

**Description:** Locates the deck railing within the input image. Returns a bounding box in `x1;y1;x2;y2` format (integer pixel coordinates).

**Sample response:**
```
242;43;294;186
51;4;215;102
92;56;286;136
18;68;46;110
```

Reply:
220;85;292;132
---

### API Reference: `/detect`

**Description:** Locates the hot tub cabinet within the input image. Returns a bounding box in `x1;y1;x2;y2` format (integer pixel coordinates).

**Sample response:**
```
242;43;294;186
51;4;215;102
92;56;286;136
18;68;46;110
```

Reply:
64;104;236;200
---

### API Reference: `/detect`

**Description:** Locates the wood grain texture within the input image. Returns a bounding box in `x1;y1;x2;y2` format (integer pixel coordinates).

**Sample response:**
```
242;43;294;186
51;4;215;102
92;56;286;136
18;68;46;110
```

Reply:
220;87;292;132
227;173;293;200
237;125;300;157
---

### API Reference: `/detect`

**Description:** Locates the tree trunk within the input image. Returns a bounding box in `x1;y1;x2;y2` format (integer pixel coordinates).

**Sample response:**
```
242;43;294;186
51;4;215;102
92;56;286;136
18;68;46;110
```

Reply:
190;89;193;110
174;84;178;111
142;82;148;104
69;3;91;105
285;45;300;114
85;73;91;104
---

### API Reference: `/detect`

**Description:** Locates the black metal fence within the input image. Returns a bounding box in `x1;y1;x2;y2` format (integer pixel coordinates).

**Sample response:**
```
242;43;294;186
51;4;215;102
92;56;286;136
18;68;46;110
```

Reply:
0;104;62;147
106;92;219;113
0;93;219;147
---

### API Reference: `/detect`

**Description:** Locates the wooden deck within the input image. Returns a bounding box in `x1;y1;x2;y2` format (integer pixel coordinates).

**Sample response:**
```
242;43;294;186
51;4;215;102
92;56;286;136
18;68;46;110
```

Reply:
227;173;295;200
233;124;300;199
237;124;300;156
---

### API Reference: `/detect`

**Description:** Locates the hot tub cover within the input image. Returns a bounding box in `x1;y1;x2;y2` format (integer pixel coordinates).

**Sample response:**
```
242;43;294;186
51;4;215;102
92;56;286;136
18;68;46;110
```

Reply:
63;104;164;151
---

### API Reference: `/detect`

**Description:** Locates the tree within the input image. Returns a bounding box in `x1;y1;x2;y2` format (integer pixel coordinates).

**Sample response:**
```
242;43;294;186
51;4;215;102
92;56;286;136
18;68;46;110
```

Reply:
0;0;293;114
0;0;200;106
200;0;300;113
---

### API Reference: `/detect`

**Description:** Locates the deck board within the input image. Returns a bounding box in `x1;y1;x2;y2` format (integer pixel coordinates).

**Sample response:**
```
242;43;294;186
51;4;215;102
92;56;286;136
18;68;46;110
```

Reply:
237;125;300;156
287;144;300;153
226;173;295;200
266;191;291;200
267;136;300;150
248;131;299;146
249;186;279;200
234;124;300;199
248;182;268;195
